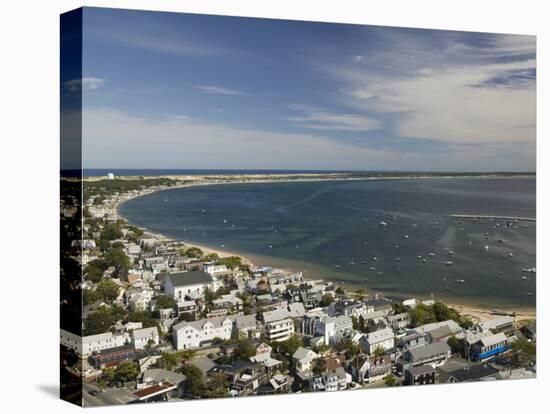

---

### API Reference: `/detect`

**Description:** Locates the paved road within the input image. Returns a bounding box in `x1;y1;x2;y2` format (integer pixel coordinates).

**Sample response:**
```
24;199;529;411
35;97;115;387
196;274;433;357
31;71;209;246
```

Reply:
83;382;134;407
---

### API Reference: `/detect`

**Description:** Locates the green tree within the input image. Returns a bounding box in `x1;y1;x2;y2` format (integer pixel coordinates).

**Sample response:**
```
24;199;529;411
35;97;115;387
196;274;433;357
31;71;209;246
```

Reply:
447;336;464;355
180;364;205;396
235;335;256;360
392;302;408;314
115;361;139;384
104;248;131;276
157;353;179;371
384;374;396;387
274;334;304;356
204;253;220;262
101;367;116;384
409;304;436;327
155;295;177;309
312;357;327;375
85;259;108;283
111;241;125;249
127;310;158;329
511;338;536;365
83;288;101;305
84;309;116;335
96;279;120;303
216;256;242;270
100;223;123;241
321;293;335;307
184;247;203;259
372;346;385;357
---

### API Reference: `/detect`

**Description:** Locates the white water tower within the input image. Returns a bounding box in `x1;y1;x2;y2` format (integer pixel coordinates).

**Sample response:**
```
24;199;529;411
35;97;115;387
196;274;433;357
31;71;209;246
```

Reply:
107;172;115;180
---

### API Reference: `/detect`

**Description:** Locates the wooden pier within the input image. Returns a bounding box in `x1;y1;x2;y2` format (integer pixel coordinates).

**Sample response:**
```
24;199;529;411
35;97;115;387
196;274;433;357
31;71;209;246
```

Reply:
449;214;536;222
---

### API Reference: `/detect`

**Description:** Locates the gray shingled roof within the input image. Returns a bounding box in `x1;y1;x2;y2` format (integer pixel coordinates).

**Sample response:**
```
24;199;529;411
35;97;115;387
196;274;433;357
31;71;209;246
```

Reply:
407;364;435;376
408;341;450;361
166;271;213;287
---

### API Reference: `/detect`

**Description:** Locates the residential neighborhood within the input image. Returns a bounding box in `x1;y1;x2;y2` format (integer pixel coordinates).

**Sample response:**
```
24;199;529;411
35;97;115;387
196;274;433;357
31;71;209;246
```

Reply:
60;180;537;406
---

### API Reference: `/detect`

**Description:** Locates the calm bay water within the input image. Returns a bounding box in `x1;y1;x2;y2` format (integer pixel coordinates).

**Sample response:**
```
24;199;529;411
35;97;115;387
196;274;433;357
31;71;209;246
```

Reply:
119;178;536;309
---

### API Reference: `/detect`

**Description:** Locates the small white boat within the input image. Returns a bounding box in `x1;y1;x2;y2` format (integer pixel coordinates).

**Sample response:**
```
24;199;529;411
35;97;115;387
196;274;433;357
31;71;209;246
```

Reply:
422;259;427;263
484;245;489;251
372;257;378;261
456;279;465;283
527;292;534;296
404;235;409;239
445;261;453;266
369;267;376;271
379;221;388;227
508;253;514;258
522;276;527;280
428;252;435;257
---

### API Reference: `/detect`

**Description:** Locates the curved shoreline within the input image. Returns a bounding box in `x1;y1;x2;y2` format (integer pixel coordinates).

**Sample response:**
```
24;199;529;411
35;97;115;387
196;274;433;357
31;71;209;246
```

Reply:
109;175;536;320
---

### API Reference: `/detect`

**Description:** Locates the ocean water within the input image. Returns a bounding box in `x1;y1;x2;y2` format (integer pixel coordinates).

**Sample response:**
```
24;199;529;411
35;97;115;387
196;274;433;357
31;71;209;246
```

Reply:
118;178;536;309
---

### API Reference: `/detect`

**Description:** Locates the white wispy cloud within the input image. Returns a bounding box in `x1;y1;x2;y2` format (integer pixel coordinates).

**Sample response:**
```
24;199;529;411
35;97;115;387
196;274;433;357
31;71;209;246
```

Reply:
88;28;224;57
82;108;397;170
82;108;532;171
317;33;535;146
343;59;535;143
196;85;247;96
63;77;106;92
286;104;382;132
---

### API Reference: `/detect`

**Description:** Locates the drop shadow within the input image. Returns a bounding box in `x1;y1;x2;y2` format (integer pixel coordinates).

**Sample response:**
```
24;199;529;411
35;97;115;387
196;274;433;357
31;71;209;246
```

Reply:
36;384;59;399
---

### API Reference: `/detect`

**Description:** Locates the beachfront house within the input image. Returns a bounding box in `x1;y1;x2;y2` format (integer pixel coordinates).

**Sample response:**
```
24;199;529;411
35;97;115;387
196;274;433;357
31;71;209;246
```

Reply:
292;347;318;374
132;327;160;350
348;354;392;384
60;329;130;357
315;315;354;345
172;315;234;350
359;327;395;354
476;316;515;336
265;318;295;342
163;271;216;300
396;342;451;374
404;365;438;385
468;332;510;361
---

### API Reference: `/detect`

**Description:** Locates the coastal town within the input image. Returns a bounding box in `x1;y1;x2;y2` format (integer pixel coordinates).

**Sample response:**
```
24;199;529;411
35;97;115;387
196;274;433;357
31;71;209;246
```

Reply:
60;174;537;406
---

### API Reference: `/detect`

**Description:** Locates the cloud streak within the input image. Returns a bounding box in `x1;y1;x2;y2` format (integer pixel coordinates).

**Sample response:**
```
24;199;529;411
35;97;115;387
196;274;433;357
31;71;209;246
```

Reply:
63;77;106;92
196;85;247;96
82;108;533;171
286;104;383;132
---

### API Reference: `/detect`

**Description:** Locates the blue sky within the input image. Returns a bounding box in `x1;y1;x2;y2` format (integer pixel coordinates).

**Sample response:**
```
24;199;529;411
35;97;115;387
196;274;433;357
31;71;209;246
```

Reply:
72;7;536;171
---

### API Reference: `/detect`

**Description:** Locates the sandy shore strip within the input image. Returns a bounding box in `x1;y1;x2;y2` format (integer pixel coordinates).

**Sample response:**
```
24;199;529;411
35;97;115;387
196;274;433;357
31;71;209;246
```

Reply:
105;174;535;322
446;303;536;323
